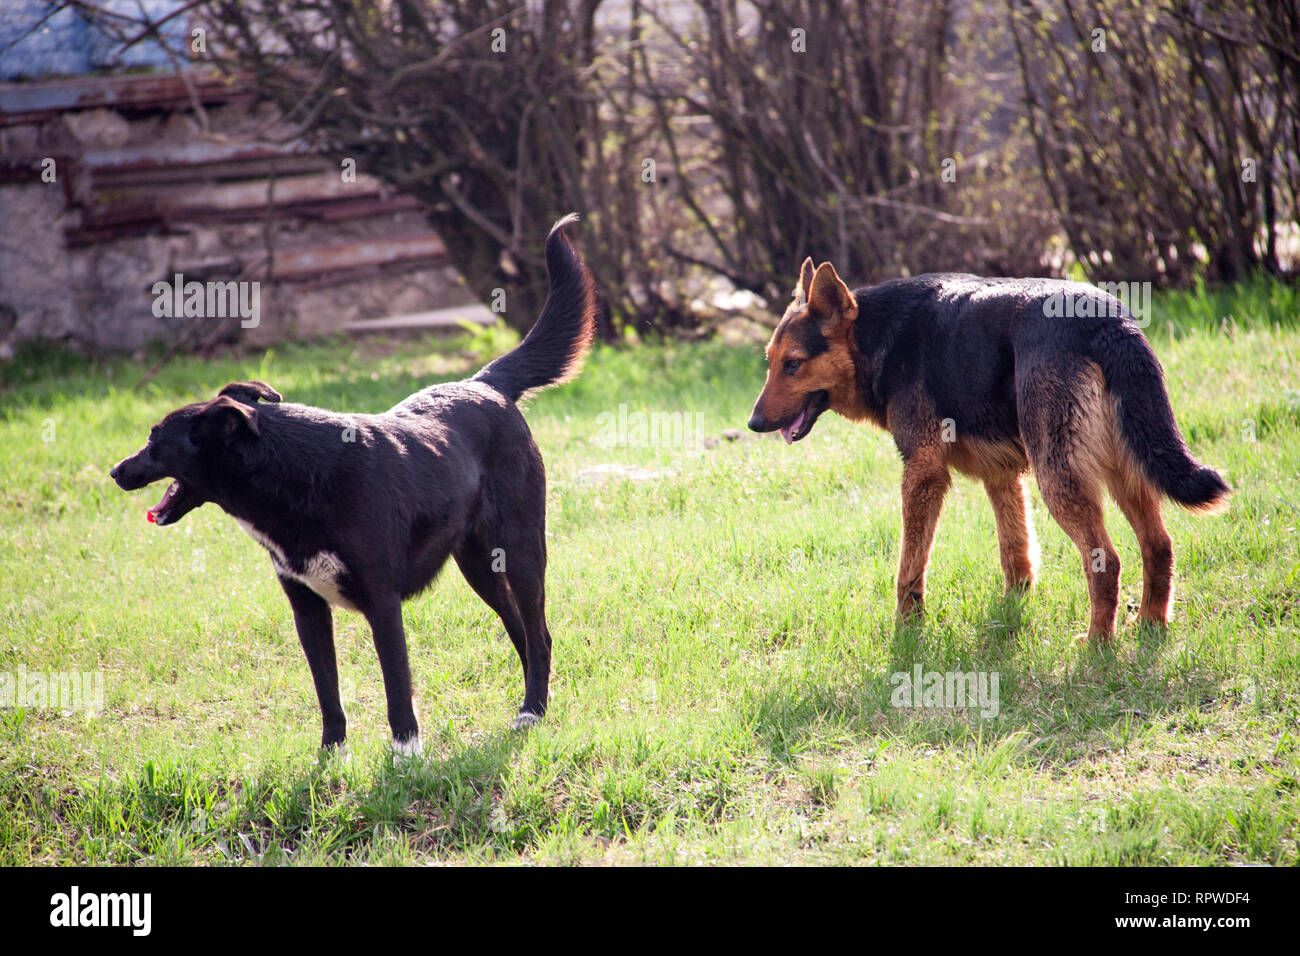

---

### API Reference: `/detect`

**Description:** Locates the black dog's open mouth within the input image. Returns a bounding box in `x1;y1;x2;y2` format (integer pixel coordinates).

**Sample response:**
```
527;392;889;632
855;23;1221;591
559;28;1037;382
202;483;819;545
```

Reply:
148;479;190;526
780;390;830;444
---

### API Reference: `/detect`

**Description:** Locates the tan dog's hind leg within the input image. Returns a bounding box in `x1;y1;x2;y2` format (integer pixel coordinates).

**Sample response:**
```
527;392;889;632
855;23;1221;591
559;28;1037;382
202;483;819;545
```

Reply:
1018;358;1120;641
1107;469;1174;626
1038;471;1120;640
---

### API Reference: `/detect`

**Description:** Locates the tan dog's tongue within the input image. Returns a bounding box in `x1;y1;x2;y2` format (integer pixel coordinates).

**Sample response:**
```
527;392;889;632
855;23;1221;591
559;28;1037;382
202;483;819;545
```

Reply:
781;409;807;444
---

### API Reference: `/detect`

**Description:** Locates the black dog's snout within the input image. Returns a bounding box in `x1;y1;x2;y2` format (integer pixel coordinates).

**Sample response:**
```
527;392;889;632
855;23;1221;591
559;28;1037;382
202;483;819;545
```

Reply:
110;457;139;489
747;413;769;432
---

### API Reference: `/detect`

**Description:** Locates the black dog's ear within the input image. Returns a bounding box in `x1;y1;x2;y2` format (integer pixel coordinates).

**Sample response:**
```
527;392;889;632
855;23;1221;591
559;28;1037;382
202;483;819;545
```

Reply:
192;395;261;442
218;381;282;404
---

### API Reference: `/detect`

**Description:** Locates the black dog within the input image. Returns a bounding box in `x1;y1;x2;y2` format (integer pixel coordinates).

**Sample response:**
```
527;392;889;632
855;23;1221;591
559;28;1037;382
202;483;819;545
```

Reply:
111;215;596;753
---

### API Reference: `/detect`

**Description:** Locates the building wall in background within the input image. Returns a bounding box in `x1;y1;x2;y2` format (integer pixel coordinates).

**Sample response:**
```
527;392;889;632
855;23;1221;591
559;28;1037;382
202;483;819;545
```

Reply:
0;5;473;356
0;0;187;80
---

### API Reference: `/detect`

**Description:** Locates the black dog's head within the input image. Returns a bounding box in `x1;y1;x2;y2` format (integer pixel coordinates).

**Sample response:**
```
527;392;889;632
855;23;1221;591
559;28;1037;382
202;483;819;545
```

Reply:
110;381;281;526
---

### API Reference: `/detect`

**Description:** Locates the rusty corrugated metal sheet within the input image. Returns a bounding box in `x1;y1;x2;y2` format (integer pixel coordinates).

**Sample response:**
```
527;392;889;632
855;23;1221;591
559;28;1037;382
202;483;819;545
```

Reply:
1;69;449;286
80;141;319;183
172;234;449;283
0;70;250;125
63;168;428;245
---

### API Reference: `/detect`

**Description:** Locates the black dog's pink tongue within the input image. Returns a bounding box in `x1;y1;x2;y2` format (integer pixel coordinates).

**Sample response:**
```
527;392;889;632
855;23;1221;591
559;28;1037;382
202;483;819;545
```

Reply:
148;481;179;523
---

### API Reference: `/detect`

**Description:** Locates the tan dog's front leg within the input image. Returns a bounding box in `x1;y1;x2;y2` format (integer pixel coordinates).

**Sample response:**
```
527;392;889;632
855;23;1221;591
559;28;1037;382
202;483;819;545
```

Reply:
896;450;952;621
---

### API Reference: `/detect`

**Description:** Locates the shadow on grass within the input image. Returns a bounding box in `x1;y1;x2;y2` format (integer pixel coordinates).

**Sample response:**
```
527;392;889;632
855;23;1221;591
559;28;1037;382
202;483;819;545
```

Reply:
318;728;530;860
742;587;1222;772
58;726;532;864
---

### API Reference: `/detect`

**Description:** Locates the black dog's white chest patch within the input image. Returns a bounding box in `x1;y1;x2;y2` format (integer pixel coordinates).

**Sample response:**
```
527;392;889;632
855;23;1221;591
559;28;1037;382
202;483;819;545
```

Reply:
236;519;355;610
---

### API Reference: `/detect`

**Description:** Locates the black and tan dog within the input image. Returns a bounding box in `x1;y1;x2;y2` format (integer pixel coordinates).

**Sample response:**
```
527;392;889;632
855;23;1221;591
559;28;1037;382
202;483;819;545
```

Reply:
111;216;596;752
749;259;1229;640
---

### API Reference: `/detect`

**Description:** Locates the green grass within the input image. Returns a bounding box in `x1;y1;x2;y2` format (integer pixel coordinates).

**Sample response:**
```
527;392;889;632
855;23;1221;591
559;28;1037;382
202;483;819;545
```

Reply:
1;279;1298;865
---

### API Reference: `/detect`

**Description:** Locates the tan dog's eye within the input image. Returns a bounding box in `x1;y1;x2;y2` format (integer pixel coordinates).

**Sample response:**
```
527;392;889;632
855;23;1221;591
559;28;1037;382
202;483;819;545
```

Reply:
782;358;803;376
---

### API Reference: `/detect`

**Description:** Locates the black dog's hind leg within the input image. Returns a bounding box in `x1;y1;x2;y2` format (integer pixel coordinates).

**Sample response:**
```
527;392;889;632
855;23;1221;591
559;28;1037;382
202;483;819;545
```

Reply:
454;531;549;729
504;537;551;728
455;535;529;676
280;577;346;749
364;593;421;754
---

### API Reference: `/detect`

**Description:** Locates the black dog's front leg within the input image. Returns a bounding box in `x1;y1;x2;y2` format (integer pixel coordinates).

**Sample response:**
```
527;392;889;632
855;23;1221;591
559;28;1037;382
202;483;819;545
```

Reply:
364;594;421;755
279;577;346;749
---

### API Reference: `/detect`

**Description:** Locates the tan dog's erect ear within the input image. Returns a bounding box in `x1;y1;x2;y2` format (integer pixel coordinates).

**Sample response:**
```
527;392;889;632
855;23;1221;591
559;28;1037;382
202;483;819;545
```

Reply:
807;261;858;332
796;257;815;303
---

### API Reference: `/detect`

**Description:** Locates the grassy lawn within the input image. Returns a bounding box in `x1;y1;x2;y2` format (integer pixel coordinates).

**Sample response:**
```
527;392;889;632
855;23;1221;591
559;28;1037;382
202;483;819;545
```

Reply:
1;279;1298;865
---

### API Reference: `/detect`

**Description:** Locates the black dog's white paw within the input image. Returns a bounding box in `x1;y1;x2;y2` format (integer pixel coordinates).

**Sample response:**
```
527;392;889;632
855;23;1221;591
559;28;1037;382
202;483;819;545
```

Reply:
511;712;541;731
391;735;423;758
316;739;350;767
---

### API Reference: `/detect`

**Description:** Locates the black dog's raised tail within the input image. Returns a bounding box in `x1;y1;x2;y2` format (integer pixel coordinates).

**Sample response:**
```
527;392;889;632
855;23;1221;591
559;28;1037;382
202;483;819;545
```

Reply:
474;214;597;403
1091;326;1231;513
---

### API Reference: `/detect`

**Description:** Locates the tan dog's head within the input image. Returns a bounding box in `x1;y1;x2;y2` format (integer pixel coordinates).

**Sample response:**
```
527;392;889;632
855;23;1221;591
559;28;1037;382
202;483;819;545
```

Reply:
748;258;859;443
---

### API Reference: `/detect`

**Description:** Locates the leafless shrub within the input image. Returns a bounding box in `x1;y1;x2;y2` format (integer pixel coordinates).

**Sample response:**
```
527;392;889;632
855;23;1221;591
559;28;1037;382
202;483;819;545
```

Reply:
633;0;1057;304
1007;0;1300;284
